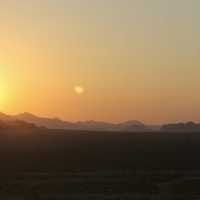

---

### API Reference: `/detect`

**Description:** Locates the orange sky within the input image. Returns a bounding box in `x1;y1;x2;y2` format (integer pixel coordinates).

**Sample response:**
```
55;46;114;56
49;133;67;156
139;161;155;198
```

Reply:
0;0;200;124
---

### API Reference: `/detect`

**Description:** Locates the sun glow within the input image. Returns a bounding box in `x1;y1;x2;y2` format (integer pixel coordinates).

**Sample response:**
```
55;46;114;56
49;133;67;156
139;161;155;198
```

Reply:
74;86;85;94
0;85;6;108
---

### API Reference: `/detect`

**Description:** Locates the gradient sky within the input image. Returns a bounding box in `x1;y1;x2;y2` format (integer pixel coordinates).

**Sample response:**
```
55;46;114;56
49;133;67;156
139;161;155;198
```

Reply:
0;0;200;124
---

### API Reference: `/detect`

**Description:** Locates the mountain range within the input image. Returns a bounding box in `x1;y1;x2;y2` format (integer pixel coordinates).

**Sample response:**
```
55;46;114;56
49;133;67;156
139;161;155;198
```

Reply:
0;112;155;132
1;112;200;132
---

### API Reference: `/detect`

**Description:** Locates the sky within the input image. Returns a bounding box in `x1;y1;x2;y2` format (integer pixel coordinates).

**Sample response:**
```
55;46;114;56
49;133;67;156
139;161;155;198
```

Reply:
0;0;200;124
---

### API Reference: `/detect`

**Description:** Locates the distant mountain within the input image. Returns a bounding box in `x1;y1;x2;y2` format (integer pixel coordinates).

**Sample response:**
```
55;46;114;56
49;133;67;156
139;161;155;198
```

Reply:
0;119;37;130
0;112;152;132
0;112;12;121
161;122;200;132
73;120;150;132
15;112;74;129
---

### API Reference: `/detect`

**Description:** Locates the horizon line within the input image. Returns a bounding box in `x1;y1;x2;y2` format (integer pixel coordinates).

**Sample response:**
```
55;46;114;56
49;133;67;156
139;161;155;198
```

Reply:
1;111;200;126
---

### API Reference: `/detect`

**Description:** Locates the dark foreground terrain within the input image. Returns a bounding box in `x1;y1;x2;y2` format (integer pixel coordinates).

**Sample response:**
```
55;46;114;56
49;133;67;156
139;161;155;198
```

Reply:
0;127;200;199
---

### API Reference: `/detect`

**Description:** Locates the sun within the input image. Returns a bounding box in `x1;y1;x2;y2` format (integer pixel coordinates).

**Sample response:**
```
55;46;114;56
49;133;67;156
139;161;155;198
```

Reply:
74;86;85;94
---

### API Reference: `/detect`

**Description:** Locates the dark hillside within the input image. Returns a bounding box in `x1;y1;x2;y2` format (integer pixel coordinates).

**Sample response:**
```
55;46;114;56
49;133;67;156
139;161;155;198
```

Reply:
0;126;200;198
0;127;200;172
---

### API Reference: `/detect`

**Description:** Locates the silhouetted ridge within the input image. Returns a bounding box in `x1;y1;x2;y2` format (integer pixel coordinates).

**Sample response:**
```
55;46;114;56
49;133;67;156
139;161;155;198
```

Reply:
0;120;38;129
0;112;152;131
161;122;200;132
0;112;12;121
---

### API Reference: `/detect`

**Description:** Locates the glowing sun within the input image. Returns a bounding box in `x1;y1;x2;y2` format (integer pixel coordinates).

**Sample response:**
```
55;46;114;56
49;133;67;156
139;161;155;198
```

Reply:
74;86;85;94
